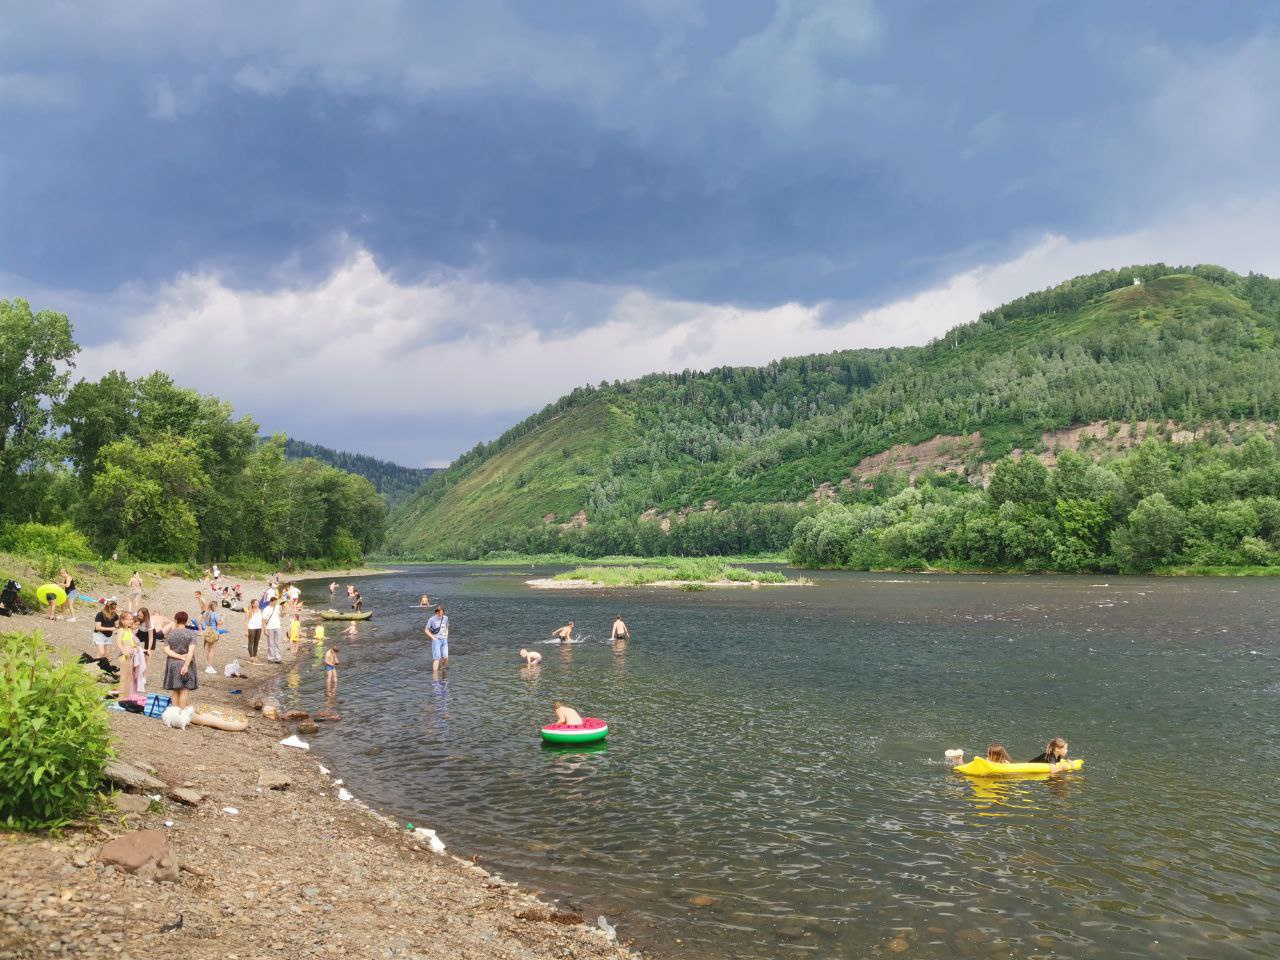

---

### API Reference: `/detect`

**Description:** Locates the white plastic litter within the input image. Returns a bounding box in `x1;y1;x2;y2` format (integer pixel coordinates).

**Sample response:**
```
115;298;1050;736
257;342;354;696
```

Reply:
944;748;965;766
222;807;239;815
318;764;330;775
597;916;617;941
147;793;162;802
337;787;354;801
164;820;175;827
412;827;447;854
278;734;310;750
332;778;343;786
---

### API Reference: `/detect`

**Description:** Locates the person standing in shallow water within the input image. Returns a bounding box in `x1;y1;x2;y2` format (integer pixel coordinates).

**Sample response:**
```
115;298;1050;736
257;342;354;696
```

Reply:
425;605;449;676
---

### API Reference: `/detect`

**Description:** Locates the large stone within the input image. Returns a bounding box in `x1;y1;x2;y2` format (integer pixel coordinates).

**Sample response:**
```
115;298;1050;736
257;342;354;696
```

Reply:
167;787;204;806
99;830;169;873
282;709;310;721
296;719;319;735
103;760;165;793
113;793;153;816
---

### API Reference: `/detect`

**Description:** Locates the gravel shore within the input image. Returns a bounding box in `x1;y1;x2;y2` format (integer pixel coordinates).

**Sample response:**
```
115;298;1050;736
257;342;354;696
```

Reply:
1;568;638;960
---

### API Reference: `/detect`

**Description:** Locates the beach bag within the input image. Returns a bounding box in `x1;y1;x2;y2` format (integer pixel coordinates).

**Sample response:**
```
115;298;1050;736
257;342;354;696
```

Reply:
144;693;172;718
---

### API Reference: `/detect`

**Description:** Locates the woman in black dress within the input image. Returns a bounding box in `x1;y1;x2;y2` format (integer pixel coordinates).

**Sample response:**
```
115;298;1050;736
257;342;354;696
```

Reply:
161;611;198;708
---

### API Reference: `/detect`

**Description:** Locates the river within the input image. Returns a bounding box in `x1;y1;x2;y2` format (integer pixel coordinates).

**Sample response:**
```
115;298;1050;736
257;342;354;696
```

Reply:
289;566;1279;959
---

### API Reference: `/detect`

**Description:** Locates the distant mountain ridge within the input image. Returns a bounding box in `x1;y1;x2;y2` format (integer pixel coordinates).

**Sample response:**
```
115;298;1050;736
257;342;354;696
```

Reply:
282;438;436;509
385;264;1280;558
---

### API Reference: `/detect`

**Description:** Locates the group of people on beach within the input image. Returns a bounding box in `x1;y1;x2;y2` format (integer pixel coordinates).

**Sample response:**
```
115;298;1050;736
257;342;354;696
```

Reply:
78;570;348;713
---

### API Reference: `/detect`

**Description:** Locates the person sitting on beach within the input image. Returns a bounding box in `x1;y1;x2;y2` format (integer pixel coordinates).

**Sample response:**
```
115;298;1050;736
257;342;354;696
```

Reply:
553;701;584;727
551;621;574;643
519;648;543;666
611;614;629;642
324;645;340;696
1028;737;1070;771
986;744;1012;764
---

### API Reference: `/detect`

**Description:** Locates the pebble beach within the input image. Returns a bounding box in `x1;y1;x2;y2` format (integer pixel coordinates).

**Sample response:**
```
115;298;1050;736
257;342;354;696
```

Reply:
0;568;639;960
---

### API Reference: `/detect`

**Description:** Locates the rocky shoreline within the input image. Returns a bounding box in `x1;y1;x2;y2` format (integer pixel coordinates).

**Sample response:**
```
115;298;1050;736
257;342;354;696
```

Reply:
1;569;638;960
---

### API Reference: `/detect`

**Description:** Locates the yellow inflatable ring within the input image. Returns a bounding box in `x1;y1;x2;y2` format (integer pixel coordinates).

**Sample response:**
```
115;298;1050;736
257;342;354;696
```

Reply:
36;583;67;606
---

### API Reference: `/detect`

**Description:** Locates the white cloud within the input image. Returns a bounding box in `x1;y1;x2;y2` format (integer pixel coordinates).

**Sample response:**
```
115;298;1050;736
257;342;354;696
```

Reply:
72;194;1280;461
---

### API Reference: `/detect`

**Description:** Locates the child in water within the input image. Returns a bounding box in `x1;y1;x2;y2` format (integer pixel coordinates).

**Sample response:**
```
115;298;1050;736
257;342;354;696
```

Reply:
324;645;340;696
519;648;543;666
986;744;1012;764
553;701;583;726
288;613;301;655
1029;737;1070;771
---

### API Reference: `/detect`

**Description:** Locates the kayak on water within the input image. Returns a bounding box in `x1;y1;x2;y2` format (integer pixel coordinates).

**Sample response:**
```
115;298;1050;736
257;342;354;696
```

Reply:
541;717;608;744
954;756;1084;776
319;610;373;621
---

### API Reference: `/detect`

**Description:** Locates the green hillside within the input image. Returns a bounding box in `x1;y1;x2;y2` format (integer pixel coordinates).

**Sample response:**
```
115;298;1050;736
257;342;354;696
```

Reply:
282;438;435;510
385;264;1280;562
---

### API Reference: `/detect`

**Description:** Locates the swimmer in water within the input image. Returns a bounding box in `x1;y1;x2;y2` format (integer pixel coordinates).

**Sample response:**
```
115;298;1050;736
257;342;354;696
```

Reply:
519;648;543;666
419;593;431;607
553;701;583;726
344;622;359;638
550;621;574;643
986;744;1012;764
611;614;629;642
1028;736;1070;772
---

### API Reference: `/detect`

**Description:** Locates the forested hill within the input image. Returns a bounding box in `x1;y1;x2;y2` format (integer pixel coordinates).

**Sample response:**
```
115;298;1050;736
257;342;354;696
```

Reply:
385;264;1280;560
282;439;436;509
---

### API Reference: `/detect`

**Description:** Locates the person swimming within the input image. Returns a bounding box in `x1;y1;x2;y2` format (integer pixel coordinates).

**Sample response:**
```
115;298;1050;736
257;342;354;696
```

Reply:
551;621;574;643
1029;736;1070;770
519;648;543;666
553;701;583;726
986;744;1012;764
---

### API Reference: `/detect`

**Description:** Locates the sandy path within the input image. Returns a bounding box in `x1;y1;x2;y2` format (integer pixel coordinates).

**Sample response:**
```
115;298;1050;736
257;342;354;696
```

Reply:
0;568;638;960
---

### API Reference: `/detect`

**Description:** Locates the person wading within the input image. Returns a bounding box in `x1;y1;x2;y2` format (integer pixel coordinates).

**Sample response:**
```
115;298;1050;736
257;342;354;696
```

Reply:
425;605;449;676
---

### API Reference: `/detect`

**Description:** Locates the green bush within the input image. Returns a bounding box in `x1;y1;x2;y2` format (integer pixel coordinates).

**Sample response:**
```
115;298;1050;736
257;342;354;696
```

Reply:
0;632;114;830
0;523;94;562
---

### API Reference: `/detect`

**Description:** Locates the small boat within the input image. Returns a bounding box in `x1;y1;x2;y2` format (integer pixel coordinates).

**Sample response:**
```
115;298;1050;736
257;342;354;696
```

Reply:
954;756;1083;777
541;717;608;745
319;610;373;621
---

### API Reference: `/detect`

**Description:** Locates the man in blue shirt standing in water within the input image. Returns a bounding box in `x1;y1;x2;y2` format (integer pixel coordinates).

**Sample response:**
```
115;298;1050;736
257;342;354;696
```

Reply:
425;605;449;676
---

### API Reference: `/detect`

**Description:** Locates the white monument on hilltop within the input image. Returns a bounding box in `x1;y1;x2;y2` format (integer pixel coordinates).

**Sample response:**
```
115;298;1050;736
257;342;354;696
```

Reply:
1133;277;1142;285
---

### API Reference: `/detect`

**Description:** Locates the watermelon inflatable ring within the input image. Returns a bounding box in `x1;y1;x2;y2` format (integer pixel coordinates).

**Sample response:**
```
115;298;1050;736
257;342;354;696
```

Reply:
541;717;608;745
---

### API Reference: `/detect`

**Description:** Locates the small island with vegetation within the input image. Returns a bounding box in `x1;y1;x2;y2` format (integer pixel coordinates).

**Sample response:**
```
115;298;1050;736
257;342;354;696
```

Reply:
528;557;809;589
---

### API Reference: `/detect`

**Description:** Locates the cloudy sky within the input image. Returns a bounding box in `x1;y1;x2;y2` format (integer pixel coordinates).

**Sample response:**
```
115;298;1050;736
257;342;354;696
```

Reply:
5;1;1280;466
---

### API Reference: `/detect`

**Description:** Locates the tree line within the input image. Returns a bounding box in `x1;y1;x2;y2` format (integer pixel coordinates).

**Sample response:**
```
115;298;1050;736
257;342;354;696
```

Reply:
1;298;384;565
791;435;1280;572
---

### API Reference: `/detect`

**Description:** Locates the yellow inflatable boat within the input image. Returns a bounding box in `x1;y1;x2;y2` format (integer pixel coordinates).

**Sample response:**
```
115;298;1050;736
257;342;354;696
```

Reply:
954;756;1083;777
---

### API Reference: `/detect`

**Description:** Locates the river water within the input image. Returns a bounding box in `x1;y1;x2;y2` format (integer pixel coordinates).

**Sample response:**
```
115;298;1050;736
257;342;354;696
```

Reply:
291;566;1279;959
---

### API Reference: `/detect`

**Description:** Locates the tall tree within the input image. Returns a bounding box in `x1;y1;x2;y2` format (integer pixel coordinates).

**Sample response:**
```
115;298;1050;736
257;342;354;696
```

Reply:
0;299;78;519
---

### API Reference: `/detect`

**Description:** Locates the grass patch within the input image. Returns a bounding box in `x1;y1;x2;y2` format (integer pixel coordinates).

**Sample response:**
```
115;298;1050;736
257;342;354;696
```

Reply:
553;557;795;586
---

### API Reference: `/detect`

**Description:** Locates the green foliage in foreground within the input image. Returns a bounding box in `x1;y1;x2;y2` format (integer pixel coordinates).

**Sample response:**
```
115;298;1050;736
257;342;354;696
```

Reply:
0;632;113;830
790;435;1280;573
554;558;792;585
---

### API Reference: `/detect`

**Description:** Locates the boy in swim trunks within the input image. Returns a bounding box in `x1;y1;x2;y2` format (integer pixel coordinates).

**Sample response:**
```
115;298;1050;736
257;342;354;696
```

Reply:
551;622;574;643
519;648;543;666
324;645;339;696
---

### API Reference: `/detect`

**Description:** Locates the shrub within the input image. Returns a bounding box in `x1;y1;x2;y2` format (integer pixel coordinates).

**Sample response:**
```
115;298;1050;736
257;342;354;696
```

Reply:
0;523;94;562
0;632;113;830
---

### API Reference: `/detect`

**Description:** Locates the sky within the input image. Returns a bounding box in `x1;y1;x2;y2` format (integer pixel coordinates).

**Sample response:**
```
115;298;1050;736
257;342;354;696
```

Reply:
5;1;1280;467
